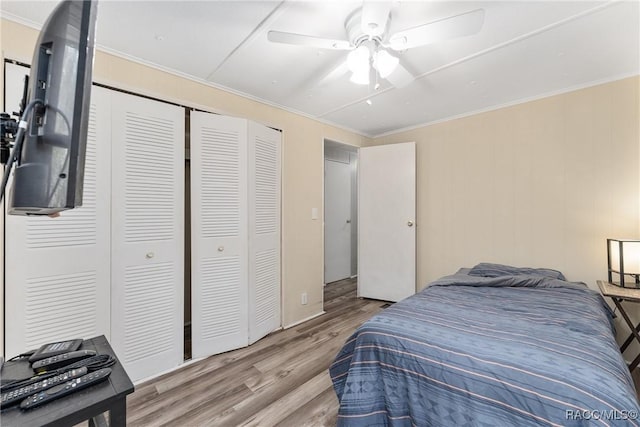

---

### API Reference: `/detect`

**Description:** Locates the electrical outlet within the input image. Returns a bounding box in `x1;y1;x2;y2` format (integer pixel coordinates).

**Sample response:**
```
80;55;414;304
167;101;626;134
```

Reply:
301;292;308;305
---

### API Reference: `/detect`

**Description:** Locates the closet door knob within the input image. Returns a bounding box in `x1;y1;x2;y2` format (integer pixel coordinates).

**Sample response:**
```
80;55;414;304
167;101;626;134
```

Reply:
218;246;225;252
145;252;154;259
407;220;414;227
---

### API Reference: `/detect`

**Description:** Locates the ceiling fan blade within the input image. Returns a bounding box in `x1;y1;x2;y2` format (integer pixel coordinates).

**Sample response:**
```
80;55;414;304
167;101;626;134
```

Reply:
267;30;352;50
388;8;485;51
361;1;392;37
384;62;414;88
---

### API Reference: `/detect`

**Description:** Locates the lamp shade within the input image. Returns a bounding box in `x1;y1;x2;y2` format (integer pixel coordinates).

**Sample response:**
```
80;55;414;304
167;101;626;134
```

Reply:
373;50;399;78
347;45;370;75
607;238;640;287
347;45;370;85
609;239;640;274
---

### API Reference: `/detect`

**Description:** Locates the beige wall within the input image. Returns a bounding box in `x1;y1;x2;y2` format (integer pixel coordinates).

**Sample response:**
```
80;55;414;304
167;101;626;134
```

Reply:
371;76;640;341
0;19;371;344
372;76;640;289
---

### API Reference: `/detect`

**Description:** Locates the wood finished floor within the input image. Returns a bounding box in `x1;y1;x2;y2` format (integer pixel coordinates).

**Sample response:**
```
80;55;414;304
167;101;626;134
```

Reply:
127;278;384;427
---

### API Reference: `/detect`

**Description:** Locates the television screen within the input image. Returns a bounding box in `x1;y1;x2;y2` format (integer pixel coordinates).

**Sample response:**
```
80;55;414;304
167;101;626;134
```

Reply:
7;0;98;215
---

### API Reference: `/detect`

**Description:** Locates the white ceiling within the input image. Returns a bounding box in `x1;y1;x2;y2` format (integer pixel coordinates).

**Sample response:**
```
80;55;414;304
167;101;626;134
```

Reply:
2;1;639;137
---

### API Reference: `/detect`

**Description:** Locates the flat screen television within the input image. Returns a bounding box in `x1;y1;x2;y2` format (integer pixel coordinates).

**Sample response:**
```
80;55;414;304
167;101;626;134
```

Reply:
4;0;98;215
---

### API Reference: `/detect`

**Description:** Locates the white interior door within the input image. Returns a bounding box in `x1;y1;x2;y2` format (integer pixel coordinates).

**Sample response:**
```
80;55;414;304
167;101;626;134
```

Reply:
248;121;281;344
4;80;111;357
110;91;184;382
324;159;352;284
190;112;248;358
358;142;416;302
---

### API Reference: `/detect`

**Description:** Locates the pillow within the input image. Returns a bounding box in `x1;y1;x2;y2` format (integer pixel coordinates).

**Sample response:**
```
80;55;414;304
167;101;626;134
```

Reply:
468;262;566;281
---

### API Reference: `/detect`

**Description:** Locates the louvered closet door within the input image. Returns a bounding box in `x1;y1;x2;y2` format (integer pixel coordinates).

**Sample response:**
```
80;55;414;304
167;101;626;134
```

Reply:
190;112;248;358
248;122;281;344
5;85;111;357
110;92;184;382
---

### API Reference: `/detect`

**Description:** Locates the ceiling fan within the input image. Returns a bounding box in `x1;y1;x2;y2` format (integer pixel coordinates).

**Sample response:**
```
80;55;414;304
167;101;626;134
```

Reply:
268;2;485;89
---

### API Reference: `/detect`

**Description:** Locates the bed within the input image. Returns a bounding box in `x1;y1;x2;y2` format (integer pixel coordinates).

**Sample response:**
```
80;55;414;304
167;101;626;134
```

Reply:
330;264;640;426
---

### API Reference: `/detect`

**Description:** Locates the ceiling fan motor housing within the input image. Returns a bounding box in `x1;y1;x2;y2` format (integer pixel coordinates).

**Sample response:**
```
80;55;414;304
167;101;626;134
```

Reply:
345;8;386;48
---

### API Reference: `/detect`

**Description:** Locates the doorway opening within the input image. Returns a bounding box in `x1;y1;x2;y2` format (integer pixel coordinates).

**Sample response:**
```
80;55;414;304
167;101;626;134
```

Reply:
323;139;358;286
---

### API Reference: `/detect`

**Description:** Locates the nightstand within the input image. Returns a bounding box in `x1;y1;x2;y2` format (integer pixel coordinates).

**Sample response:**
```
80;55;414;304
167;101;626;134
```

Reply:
597;280;640;371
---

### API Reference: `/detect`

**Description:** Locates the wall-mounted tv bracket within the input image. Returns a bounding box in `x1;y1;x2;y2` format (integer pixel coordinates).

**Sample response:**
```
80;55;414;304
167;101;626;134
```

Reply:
0;113;18;165
1;74;30;164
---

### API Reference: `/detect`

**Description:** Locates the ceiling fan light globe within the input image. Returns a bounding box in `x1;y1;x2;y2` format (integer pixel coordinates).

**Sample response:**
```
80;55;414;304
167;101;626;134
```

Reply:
388;36;408;51
350;70;370;85
347;45;370;74
374;50;399;78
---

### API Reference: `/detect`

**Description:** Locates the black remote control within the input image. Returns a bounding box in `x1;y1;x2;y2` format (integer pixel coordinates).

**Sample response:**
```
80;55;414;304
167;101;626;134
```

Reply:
20;368;112;410
28;339;83;363
1;367;88;409
31;350;96;373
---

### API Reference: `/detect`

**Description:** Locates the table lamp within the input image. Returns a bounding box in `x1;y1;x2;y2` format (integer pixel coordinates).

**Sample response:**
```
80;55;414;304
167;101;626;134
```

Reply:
607;238;640;288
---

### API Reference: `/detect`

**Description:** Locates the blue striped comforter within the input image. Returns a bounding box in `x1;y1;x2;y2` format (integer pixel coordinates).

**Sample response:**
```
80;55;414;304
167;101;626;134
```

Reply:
330;273;640;426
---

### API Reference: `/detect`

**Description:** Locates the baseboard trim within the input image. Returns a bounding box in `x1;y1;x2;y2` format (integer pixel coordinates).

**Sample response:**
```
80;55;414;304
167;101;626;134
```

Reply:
134;356;205;386
283;311;326;329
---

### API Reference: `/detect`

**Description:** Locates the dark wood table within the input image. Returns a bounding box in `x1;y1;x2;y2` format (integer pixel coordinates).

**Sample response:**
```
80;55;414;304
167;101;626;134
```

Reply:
597;280;640;371
0;335;134;427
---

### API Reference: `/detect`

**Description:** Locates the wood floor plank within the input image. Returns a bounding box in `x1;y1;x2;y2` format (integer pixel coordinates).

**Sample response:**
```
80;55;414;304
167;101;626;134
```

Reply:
126;278;383;426
203;339;342;426
240;370;334;427
278;386;339;427
243;339;339;394
129;366;260;426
